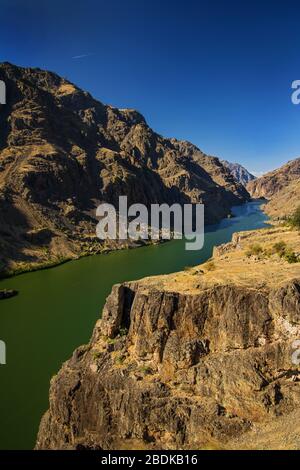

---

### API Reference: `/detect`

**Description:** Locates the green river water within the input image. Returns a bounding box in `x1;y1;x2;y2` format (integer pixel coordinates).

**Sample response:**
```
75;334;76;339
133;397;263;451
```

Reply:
0;200;268;449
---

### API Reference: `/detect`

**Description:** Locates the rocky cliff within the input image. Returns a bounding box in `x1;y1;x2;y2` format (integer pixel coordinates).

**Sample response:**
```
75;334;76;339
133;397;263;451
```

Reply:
36;226;300;450
0;62;249;274
221;160;256;186
247;158;300;218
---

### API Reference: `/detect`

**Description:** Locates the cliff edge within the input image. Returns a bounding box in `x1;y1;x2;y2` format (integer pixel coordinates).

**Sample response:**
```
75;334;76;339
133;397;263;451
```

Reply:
247;158;300;219
36;226;300;450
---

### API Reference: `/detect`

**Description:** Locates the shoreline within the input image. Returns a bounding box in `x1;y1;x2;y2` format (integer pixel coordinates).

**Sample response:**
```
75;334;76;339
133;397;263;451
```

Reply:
0;199;269;282
0;239;160;281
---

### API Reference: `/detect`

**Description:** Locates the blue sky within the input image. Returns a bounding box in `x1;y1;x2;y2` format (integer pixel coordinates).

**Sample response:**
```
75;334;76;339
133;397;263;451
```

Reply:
1;0;300;174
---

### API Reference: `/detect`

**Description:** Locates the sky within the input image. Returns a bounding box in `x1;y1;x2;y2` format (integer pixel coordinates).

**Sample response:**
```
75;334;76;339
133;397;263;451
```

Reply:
1;0;300;174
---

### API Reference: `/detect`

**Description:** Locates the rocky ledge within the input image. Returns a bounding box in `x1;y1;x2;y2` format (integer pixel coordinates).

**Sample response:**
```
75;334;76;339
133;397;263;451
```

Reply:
0;289;18;300
36;227;300;450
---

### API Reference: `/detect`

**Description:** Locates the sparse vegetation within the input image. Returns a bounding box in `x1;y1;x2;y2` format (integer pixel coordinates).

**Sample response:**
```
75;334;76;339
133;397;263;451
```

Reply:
246;243;263;258
283;248;298;264
114;354;126;365
107;337;118;345
289;206;300;230
271;241;299;263
138;365;153;375
1;256;72;279
205;261;216;272
273;241;287;257
92;351;102;360
245;240;299;264
119;327;129;337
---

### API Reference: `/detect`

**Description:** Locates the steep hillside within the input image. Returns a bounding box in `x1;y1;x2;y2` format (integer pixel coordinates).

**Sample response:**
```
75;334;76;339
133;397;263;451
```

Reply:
36;226;300;450
221;160;256;186
247;158;300;218
0;62;249;274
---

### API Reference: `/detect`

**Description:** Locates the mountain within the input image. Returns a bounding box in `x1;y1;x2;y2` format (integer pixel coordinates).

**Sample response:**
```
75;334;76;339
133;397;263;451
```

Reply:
221;160;256;186
247;158;300;218
0;62;249;274
36;225;300;450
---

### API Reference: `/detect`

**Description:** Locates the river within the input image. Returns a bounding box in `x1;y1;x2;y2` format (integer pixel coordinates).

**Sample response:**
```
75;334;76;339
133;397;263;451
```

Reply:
0;200;269;449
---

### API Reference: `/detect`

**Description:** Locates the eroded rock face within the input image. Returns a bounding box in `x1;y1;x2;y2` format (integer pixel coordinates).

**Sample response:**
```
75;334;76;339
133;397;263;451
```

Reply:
0;62;249;273
36;279;300;450
247;158;300;218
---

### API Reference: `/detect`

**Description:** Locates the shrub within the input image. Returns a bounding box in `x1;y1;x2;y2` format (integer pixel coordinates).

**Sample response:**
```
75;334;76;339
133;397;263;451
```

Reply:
107;337;117;345
114;354;126;365
289;206;300;229
139;365;153;375
273;241;287;258
246;243;263;257
284;248;298;264
205;261;216;271
92;351;102;360
119;327;128;337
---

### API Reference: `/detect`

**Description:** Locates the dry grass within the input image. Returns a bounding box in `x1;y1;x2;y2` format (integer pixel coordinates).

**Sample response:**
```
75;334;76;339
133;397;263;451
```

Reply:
136;226;300;294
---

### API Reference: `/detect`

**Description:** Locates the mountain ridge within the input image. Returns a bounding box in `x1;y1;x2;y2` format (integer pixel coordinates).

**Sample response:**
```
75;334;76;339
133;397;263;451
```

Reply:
221;160;256;186
247;158;300;218
0;62;249;274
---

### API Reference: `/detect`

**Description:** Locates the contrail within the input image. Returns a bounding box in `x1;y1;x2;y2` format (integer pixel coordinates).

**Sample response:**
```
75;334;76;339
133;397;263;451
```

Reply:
72;53;95;60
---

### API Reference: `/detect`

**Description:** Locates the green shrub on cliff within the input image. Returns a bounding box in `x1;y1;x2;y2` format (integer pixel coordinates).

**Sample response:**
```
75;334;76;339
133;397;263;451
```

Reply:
205;261;216;272
114;354;126;365
290;206;300;229
246;244;263;257
271;241;299;263
273;241;287;257
284;248;298;264
119;327;128;337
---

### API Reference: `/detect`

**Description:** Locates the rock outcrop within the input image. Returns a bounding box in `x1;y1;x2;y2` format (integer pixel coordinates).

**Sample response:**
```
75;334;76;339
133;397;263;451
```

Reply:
0;289;18;300
36;227;300;450
0;62;249;274
221;160;256;186
247;158;300;218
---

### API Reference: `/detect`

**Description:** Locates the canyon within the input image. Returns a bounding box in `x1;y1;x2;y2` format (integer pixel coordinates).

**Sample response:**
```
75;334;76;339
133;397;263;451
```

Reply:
0;62;249;276
1;62;299;451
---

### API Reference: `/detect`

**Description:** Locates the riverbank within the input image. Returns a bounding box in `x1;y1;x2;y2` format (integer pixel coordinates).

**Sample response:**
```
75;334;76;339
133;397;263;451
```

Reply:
0;236;168;280
0;200;268;281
